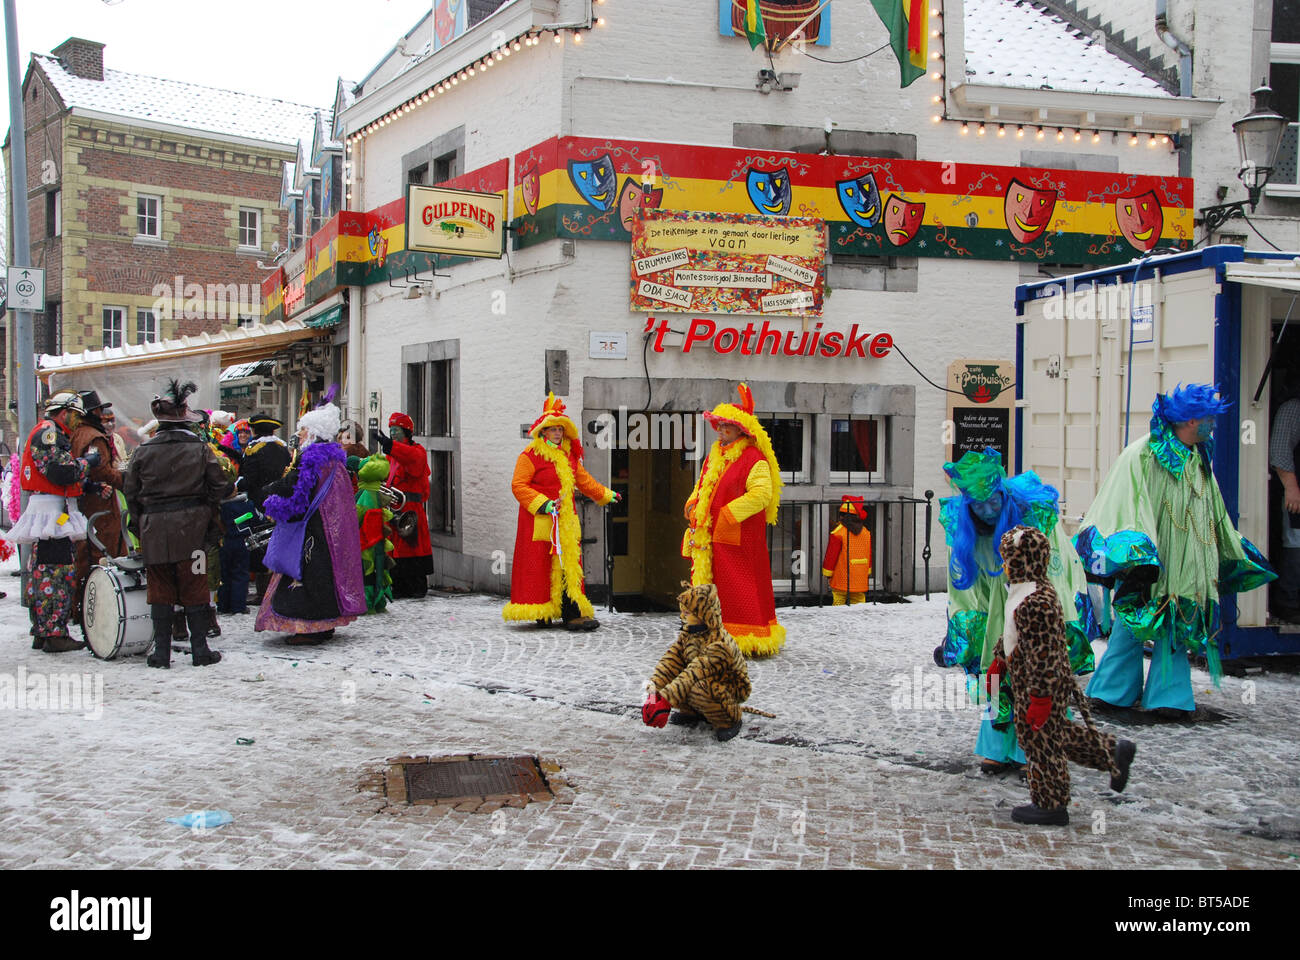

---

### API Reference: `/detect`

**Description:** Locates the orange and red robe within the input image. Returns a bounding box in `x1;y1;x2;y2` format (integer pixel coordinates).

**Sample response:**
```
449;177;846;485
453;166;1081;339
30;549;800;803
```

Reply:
822;524;873;593
503;438;613;621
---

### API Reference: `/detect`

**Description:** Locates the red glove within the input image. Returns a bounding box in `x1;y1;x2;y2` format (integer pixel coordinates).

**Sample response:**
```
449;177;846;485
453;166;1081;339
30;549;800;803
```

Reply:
985;658;1007;698
642;692;670;728
1026;694;1052;730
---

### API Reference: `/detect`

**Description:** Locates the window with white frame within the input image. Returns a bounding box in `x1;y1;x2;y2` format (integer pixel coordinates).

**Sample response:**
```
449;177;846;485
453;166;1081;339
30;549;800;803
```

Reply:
1270;1;1299;186
135;309;157;344
103;306;125;348
757;413;811;483
830;416;887;484
238;208;261;248
137;194;161;238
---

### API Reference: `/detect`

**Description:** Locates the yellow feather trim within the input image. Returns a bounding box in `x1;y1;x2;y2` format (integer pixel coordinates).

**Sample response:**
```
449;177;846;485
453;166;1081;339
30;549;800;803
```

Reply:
729;621;787;658
526;438;594;617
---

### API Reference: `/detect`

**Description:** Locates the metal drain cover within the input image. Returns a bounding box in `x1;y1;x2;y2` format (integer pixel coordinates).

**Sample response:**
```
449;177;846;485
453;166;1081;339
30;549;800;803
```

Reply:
401;755;550;805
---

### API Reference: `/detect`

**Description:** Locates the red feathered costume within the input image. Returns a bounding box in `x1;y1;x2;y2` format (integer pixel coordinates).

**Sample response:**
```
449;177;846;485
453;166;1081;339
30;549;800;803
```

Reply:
503;394;614;623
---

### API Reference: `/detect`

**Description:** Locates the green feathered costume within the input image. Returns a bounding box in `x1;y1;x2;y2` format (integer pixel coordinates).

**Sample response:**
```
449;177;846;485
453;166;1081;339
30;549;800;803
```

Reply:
351;453;395;613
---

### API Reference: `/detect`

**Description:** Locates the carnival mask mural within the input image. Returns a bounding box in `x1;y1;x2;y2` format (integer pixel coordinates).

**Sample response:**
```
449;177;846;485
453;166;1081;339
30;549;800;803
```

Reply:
746;166;793;216
836;174;882;228
568;154;617;211
616;179;664;233
883;194;925;246
1004;179;1058;243
520;164;540;216
1116;190;1164;252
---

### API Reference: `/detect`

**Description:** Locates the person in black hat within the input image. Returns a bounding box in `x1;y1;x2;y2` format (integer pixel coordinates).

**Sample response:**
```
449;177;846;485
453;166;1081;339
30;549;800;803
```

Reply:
124;380;231;668
238;412;292;604
70;389;125;628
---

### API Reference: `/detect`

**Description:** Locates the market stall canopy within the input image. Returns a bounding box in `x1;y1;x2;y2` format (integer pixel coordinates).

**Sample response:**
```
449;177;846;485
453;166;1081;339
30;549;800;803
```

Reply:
37;318;324;379
1223;260;1300;294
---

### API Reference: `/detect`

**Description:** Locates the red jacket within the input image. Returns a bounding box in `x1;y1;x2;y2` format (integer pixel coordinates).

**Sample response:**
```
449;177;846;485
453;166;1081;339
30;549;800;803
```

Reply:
21;421;82;497
386;439;431;558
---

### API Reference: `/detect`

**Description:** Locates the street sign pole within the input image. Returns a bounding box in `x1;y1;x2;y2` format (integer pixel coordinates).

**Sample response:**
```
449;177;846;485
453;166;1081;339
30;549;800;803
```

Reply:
6;0;39;599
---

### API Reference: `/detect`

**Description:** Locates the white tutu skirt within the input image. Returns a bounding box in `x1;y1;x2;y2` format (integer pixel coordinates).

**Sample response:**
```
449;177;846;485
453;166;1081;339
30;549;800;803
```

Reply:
8;493;88;543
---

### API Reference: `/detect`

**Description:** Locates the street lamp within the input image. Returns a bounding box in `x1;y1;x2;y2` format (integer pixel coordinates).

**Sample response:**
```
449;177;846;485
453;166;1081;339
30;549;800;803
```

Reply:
1200;83;1288;236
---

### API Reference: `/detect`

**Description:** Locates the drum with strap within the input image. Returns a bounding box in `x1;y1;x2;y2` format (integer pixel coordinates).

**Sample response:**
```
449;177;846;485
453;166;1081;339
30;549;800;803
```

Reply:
83;562;152;660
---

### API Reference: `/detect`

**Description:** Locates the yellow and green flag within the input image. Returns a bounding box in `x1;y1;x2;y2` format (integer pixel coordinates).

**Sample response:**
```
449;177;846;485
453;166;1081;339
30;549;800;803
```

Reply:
744;0;766;50
870;0;928;88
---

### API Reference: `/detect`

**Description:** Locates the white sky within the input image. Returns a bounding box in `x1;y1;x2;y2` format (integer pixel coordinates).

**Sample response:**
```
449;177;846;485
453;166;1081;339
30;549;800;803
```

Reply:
4;0;436;109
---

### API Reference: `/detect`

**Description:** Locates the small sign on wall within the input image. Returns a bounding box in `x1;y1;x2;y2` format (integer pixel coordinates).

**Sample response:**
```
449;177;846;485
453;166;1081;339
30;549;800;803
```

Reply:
946;359;1016;474
589;332;628;359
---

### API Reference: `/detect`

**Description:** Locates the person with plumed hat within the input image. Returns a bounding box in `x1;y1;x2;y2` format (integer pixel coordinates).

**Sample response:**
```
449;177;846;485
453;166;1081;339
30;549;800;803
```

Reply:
69;389;126;628
123;380;231;668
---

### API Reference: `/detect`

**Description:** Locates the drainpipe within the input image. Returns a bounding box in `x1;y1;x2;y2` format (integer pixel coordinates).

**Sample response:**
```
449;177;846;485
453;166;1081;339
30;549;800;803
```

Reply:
1155;0;1193;98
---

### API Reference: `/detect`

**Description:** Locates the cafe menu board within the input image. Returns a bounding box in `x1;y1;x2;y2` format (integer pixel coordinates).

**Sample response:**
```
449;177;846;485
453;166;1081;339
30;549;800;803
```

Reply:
629;209;826;317
946;359;1016;474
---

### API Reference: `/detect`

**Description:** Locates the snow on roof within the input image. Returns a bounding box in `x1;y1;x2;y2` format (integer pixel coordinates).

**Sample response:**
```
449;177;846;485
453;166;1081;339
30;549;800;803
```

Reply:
963;0;1173;98
35;53;327;147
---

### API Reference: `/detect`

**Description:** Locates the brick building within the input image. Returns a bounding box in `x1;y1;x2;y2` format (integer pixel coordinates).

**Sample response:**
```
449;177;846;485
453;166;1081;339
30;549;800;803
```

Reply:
2;37;324;446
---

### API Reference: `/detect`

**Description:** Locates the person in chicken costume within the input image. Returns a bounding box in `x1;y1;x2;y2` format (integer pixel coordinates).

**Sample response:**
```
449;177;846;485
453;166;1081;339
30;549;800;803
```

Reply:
822;495;872;605
683;383;785;657
503;393;620;630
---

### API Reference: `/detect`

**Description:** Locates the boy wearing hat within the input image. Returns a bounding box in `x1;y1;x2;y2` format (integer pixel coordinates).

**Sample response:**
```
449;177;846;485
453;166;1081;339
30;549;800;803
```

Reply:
822;496;872;605
124;380;231;667
503;393;619;630
238;413;292;604
1080;384;1275;715
69;390;125;626
10;392;99;651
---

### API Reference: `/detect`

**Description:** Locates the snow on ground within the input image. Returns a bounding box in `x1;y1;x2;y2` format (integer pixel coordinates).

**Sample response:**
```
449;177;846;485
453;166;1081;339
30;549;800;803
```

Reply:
0;556;1297;869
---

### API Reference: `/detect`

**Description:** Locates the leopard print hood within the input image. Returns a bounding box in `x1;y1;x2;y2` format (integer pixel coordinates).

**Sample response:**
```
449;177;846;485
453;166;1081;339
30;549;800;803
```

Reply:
999;524;1051;584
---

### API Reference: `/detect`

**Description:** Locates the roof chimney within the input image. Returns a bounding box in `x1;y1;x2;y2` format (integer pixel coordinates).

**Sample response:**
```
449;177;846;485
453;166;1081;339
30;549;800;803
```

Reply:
51;38;105;81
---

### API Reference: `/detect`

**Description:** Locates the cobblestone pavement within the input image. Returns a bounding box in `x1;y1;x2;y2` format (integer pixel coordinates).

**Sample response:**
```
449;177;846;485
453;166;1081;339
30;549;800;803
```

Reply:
1;583;1297;869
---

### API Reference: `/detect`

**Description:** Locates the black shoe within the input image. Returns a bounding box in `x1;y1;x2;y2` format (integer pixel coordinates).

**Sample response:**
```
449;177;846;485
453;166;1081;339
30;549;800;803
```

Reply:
1110;739;1136;793
171;610;188;642
286;629;334;645
534;619;553;628
31;636;44;651
980;758;1024;775
668;711;701;727
715;720;742;742
41;635;87;653
1149;706;1193;721
563;616;600;631
1011;803;1069;826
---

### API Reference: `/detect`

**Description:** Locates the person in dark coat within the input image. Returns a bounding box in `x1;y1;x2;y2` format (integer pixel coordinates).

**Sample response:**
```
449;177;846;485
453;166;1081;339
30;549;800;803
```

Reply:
237;413;292;603
124;380;231;668
69;390;125;628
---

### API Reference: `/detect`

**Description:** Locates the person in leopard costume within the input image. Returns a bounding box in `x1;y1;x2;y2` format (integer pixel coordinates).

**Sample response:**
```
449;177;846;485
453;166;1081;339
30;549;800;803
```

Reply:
642;583;752;742
990;525;1137;825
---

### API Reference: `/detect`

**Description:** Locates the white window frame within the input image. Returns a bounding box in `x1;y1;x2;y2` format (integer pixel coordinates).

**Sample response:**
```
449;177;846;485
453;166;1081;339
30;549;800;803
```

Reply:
238;207;261;249
757;412;812;484
103;306;125;348
829;415;887;484
137;194;161;238
135;308;158;344
1266;42;1300;194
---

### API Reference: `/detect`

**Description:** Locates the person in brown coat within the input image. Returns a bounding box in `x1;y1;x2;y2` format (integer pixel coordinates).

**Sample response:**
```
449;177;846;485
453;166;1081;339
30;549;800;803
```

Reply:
70;390;125;627
124;380;231;668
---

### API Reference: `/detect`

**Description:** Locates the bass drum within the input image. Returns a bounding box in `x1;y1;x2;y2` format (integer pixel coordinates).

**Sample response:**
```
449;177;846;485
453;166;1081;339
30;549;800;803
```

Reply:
84;564;152;660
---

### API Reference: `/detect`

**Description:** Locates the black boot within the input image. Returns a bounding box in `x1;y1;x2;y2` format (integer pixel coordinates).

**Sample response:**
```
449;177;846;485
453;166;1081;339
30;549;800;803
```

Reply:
147;605;172;669
172;608;188;642
1110;739;1137;793
1011;803;1069;826
186;605;222;666
715;718;743;742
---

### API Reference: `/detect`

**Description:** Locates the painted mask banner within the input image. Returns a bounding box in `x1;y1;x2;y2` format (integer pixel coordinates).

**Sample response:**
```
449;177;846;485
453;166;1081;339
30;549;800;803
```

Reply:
630;209;826;316
513;136;1193;265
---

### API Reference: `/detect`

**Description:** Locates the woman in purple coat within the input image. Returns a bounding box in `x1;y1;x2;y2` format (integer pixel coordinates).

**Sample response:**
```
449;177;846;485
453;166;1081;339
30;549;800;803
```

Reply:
255;403;366;644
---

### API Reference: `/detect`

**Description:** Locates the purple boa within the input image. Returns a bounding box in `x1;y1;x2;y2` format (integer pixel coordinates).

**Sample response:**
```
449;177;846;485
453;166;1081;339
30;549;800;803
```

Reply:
263;442;347;522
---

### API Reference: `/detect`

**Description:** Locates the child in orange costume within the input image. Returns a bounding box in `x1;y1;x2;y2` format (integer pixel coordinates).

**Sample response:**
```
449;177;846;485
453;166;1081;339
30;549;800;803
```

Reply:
822;495;872;605
503;393;620;630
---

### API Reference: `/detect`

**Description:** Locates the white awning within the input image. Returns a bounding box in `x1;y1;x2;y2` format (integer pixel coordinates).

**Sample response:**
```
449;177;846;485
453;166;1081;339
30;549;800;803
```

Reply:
1224;262;1300;294
38;318;324;379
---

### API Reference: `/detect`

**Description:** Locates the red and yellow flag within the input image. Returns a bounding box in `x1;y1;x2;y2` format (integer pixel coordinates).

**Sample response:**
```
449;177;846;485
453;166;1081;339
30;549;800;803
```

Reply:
870;0;929;87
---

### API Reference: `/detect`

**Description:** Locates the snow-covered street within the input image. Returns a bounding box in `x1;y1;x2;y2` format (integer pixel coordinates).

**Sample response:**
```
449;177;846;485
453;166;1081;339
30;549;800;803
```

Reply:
1;568;1297;869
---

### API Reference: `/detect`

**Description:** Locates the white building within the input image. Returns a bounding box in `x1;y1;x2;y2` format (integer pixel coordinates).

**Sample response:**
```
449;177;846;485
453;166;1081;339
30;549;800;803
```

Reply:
321;0;1242;605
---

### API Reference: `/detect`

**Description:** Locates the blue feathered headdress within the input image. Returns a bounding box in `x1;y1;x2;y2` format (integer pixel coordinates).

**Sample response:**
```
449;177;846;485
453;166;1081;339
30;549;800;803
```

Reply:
1154;383;1232;424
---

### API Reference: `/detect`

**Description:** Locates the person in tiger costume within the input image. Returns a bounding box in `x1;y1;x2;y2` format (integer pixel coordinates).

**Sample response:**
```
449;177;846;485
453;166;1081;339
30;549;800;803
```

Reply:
682;383;784;657
642;583;751;742
991;525;1136;825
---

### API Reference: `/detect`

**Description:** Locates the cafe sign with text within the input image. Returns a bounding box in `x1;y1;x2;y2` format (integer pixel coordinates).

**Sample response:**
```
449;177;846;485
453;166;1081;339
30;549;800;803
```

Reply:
405;184;505;259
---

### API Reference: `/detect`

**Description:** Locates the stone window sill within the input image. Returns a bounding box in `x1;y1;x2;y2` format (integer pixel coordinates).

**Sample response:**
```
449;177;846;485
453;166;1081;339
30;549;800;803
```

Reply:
133;235;168;249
